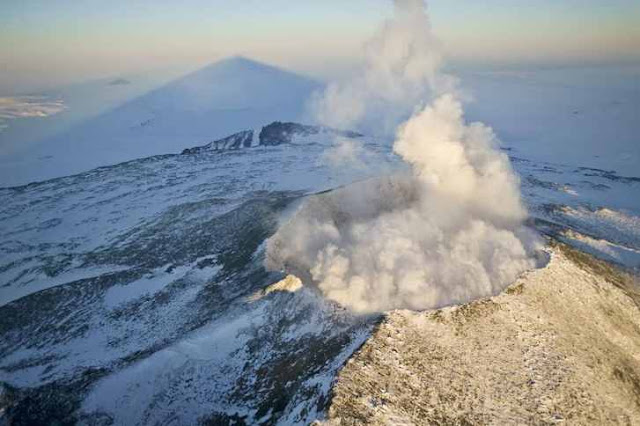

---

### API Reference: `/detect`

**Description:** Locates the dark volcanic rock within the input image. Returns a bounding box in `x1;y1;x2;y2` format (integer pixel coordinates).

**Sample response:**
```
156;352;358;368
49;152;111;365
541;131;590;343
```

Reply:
182;130;254;154
258;122;362;146
181;121;364;154
576;167;640;184
259;122;321;146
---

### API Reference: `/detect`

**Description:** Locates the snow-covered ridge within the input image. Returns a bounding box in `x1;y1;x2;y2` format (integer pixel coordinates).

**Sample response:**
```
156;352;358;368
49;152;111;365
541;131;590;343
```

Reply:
181;129;255;153
1;113;639;424
324;243;640;425
181;121;363;154
0;118;388;425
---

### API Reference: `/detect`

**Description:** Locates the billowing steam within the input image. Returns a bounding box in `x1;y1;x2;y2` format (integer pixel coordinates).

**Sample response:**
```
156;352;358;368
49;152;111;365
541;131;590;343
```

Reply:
265;0;541;313
309;0;457;135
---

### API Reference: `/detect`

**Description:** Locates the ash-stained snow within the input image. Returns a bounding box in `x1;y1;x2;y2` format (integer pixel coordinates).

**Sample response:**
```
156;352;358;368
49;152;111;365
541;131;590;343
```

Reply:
80;286;373;425
0;123;384;425
1;114;639;424
0;111;639;424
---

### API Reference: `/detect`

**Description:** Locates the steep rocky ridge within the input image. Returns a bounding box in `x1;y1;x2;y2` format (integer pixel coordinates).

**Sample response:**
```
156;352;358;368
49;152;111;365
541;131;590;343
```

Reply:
324;243;640;425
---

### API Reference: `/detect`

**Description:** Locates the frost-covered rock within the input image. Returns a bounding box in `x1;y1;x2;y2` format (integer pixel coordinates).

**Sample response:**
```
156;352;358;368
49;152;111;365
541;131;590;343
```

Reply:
258;121;361;147
325;243;640;425
182;129;254;154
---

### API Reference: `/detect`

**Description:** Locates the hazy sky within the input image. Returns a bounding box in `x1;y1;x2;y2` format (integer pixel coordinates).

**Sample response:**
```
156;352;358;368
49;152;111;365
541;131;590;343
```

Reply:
2;0;639;93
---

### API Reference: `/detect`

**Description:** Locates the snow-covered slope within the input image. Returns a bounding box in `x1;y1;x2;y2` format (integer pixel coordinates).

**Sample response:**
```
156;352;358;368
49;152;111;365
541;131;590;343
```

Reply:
462;66;640;177
0;71;182;164
0;57;320;187
0;124;385;425
1;118;639;425
325;243;640;425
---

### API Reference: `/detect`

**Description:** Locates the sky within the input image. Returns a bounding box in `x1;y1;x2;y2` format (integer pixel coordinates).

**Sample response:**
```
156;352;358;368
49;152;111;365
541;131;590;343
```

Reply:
1;0;639;93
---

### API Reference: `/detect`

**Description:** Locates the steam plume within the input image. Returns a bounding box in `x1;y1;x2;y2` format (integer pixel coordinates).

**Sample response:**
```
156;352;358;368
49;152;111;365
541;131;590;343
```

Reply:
309;0;456;135
266;0;541;313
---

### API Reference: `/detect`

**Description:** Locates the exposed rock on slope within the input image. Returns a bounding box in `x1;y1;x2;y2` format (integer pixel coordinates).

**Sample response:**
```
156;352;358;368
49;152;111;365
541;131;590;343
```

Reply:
181;121;364;154
324;243;640;425
181;129;254;153
2;118;639;424
258;122;361;146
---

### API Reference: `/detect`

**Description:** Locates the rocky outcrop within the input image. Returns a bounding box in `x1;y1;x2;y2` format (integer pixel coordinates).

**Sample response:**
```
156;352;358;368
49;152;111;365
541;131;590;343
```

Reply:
258;122;320;146
324;243;640;425
181;130;254;154
181;121;364;154
259;121;362;146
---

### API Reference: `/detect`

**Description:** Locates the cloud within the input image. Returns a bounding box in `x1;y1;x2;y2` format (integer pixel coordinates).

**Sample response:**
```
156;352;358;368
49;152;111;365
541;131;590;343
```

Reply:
266;95;540;313
266;0;541;314
320;137;370;169
308;0;457;136
0;96;66;132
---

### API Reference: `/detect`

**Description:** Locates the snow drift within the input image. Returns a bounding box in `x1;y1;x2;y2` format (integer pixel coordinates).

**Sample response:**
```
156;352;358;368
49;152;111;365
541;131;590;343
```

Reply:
265;0;541;313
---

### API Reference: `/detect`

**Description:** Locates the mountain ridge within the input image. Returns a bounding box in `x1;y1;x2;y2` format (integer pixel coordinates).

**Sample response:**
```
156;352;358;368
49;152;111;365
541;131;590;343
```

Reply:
0;57;322;187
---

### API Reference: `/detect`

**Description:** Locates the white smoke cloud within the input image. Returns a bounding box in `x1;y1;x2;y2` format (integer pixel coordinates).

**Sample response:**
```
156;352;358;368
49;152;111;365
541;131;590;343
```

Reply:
308;0;457;135
265;0;541;313
320;137;370;170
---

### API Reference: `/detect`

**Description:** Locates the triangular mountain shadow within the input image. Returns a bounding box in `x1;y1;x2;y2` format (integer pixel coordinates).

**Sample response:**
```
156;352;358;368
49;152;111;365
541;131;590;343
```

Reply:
14;57;322;184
